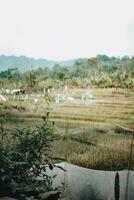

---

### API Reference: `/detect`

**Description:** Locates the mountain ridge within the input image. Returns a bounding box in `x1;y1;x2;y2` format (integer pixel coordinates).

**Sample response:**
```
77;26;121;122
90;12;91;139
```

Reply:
0;55;76;72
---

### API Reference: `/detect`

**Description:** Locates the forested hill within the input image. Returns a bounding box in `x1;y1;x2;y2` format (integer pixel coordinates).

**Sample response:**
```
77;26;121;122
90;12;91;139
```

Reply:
0;55;76;72
0;54;133;88
0;54;133;74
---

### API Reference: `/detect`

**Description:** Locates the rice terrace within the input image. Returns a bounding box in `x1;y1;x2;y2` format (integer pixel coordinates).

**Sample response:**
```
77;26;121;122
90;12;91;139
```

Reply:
1;87;134;169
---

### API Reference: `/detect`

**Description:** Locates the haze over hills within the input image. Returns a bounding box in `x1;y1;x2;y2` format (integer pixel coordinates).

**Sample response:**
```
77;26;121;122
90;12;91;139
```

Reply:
0;55;76;72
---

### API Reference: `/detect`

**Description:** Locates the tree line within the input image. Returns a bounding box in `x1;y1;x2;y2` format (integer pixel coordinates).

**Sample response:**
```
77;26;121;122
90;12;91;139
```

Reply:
0;55;134;89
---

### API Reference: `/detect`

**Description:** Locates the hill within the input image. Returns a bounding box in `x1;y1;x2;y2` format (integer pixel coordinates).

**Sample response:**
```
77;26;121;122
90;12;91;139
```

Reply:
0;55;76;72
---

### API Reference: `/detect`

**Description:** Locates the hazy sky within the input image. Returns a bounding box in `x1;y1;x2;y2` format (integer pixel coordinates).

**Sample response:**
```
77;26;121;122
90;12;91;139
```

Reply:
0;0;133;60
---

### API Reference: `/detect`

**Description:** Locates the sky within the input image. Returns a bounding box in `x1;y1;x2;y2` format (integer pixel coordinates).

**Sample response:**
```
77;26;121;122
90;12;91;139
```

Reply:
0;0;133;61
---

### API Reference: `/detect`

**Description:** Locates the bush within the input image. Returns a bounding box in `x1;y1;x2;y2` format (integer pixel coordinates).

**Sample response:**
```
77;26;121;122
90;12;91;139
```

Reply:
0;115;57;199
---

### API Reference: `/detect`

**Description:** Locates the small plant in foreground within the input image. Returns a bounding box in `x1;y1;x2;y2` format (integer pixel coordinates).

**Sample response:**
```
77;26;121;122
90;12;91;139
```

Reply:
0;115;58;199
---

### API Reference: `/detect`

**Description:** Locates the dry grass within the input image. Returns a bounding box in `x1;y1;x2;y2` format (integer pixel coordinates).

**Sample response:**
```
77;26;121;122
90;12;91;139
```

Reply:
0;87;134;170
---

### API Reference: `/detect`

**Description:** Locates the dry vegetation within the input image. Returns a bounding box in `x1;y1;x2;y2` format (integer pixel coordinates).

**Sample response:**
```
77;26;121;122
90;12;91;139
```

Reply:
0;87;134;170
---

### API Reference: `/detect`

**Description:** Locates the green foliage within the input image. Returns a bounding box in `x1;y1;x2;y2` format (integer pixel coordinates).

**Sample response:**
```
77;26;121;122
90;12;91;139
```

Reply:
25;69;37;91
0;68;20;81
0;55;134;89
0;116;57;199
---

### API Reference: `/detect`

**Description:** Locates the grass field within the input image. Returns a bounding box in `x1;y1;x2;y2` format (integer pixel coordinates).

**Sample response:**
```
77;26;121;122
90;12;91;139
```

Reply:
0;87;134;170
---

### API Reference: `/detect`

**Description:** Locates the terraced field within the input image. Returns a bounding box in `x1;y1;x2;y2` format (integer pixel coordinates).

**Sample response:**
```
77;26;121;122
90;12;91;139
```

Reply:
0;88;134;170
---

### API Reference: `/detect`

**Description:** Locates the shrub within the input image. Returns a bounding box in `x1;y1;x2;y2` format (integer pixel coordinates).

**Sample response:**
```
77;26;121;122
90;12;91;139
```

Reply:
0;115;57;199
